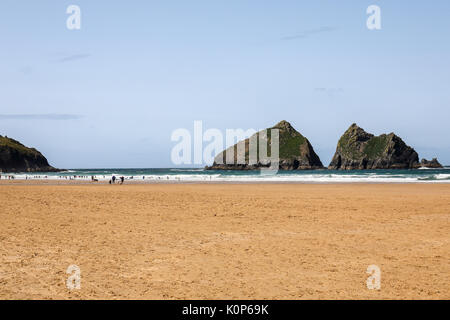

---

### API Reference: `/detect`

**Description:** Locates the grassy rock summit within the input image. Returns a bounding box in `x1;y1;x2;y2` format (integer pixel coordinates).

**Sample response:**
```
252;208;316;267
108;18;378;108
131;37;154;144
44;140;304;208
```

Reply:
328;124;421;170
205;120;324;170
0;135;60;173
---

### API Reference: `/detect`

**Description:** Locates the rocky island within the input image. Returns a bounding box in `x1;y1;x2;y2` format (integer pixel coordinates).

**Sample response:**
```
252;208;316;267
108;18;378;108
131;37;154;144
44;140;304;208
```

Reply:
419;158;443;169
205;120;324;170
329;123;428;170
0;135;61;173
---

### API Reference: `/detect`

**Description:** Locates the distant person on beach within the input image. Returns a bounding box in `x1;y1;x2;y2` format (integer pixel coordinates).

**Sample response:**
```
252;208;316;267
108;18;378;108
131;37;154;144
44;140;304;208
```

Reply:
112;176;116;184
120;176;124;184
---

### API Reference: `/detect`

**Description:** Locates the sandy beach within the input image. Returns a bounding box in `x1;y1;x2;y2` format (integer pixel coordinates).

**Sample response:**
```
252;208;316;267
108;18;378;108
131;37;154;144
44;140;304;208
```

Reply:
0;182;449;299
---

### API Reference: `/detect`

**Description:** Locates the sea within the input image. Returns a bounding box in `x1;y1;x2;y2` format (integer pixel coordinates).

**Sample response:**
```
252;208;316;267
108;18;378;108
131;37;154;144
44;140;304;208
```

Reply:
4;167;450;183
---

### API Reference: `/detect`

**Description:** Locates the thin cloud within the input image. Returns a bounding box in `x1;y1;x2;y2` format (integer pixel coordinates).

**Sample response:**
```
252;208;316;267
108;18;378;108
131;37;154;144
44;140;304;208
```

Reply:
18;66;33;75
314;87;344;98
281;26;337;40
56;54;91;63
0;114;84;120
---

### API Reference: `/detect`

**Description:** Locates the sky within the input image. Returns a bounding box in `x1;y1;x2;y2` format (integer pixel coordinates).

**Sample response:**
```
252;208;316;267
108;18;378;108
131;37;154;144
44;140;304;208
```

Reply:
0;0;449;168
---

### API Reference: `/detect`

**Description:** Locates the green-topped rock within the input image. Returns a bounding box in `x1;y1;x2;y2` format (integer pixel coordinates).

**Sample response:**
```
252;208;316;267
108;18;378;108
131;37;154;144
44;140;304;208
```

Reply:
328;124;419;170
0;135;61;173
205;120;324;170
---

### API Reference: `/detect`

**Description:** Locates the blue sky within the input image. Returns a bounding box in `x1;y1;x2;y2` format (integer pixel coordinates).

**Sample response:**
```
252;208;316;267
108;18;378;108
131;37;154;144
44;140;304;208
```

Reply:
1;0;449;168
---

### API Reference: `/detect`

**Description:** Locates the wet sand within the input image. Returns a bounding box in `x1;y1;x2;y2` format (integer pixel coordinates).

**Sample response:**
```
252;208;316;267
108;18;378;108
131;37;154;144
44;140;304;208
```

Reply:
0;182;449;299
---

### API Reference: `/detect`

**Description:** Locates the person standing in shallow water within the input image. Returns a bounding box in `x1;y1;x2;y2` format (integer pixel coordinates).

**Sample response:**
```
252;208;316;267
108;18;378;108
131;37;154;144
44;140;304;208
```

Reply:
112;175;116;184
120;176;124;184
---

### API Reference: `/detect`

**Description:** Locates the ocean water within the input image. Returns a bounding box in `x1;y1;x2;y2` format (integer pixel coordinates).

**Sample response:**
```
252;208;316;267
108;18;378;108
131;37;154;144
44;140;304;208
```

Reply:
4;167;450;183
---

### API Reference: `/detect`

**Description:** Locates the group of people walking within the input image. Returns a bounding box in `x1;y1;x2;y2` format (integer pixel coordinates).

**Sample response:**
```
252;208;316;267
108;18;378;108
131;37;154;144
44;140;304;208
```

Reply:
109;175;125;185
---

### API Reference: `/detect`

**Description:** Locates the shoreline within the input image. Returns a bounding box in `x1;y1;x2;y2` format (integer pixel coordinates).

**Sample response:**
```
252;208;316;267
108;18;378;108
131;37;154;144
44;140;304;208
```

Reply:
1;167;448;185
1;179;450;186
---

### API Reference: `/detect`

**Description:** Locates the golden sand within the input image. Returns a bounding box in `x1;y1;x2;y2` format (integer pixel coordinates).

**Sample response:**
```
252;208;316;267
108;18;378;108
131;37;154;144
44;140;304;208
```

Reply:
0;182;449;299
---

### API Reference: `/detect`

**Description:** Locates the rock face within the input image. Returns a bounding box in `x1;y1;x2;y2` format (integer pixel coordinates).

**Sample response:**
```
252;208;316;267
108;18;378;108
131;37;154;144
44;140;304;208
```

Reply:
0;135;61;173
205;120;324;170
419;158;443;169
328;124;420;170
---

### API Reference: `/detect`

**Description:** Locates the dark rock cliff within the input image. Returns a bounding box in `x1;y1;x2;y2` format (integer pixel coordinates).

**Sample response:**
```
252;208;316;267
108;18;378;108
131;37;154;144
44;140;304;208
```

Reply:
0;135;61;173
